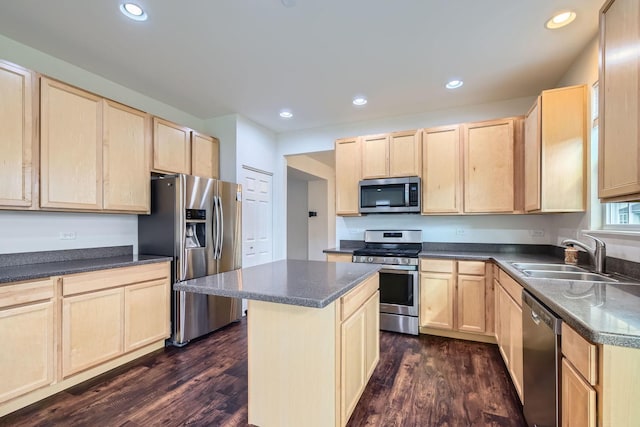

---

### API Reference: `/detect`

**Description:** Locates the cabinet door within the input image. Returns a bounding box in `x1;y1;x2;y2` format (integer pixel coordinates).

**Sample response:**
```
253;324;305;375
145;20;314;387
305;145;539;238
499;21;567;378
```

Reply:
0;61;35;208
422;125;462;214
509;294;524;402
464;119;515;213
0;301;54;403
524;98;541;212
341;304;366;425
40;78;103;210
191;132;219;179
335;137;361;215
599;0;640;200
62;288;124;377
497;285;512;366
361;134;389;178
457;274;486;333
364;291;380;380
124;279;170;351
540;86;586;211
389;130;420;177
103;100;150;212
561;358;596;427
419;272;454;330
152;117;191;174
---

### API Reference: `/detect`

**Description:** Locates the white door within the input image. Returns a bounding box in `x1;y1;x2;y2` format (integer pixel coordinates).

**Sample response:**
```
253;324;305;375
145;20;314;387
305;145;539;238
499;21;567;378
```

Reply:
241;167;273;269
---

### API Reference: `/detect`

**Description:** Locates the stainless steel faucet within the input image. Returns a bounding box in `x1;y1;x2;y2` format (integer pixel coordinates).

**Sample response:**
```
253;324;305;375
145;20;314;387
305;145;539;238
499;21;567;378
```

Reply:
561;235;607;273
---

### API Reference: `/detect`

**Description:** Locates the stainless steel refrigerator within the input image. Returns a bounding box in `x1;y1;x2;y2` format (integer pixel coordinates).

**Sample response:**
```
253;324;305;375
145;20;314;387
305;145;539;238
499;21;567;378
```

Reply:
138;174;242;346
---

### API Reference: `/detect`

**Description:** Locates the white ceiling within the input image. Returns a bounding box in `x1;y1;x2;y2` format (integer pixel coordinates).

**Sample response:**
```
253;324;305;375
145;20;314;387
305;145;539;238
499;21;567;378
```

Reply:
0;0;602;133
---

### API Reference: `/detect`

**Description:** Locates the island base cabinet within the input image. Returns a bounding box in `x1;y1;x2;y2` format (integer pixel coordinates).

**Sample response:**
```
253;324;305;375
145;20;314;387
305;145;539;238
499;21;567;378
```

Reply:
0;301;54;403
247;273;379;427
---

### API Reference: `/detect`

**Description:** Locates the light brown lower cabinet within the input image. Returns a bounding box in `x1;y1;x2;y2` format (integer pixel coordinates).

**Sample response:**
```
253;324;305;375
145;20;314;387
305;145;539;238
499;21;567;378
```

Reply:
326;253;353;263
561;358;596;427
0;262;171;417
0;278;55;404
494;268;523;402
419;259;491;337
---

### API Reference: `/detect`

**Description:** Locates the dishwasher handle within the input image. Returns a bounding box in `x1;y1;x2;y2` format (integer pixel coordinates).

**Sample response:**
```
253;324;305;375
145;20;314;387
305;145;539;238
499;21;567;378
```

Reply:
523;290;562;334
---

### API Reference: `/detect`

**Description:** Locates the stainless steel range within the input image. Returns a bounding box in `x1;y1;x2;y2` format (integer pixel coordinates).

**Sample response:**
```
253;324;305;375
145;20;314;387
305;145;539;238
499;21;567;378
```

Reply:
353;230;421;335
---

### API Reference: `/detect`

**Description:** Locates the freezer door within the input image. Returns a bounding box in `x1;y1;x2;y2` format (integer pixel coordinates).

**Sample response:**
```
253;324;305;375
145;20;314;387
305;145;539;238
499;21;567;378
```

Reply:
182;174;217;278
217;181;242;272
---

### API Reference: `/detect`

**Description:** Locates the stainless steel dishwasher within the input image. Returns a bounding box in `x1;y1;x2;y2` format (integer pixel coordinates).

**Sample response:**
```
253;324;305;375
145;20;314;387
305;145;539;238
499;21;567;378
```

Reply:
522;290;562;427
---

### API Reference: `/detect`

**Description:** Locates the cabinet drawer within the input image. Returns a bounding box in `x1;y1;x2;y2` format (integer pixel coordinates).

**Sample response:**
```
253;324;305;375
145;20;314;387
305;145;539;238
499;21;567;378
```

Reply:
562;323;597;385
326;253;353;263
420;258;455;273
0;278;54;309
63;262;170;296
458;261;485;276
498;269;522;307
341;273;379;321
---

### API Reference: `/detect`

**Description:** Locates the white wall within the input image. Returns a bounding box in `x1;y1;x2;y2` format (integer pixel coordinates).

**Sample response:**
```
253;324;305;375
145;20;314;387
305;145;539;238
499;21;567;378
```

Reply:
205;114;237;183
287;175;308;260
0;34;206;255
0;211;137;254
308;180;328;260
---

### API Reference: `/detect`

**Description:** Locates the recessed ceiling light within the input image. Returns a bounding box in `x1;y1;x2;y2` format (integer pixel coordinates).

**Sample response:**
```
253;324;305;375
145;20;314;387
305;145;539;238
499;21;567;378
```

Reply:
279;109;293;119
445;80;464;89
120;2;148;21
352;96;368;106
545;11;576;29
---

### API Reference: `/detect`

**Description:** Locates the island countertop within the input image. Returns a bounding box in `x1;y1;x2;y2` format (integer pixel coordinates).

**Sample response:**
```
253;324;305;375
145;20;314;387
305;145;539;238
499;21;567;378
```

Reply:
173;259;380;308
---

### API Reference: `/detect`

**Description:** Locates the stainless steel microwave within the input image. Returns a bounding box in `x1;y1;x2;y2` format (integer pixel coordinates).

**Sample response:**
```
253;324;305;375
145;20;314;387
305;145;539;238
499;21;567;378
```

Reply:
359;177;420;214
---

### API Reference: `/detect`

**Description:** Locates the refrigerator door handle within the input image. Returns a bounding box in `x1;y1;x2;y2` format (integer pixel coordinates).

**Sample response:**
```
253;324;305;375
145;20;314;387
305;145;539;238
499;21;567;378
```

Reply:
179;176;188;281
218;196;224;259
213;195;220;260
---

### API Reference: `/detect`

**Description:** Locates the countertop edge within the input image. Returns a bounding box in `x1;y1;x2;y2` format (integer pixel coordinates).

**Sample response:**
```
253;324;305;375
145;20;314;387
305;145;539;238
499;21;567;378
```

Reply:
0;256;172;284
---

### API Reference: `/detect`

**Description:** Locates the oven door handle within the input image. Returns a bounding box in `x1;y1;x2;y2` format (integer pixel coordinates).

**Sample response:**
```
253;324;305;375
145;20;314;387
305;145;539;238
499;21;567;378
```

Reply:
380;266;418;273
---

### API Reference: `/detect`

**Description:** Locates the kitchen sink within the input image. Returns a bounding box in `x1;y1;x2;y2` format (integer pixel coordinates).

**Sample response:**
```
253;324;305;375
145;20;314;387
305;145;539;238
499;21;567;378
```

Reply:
512;263;586;272
522;270;618;282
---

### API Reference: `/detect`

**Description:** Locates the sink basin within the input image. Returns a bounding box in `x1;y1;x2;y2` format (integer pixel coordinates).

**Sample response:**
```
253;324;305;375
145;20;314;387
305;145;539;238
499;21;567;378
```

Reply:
512;263;586;272
522;270;618;282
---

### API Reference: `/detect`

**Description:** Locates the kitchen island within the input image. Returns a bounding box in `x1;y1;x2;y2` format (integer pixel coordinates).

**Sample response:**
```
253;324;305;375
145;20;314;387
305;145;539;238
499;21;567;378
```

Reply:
174;260;381;427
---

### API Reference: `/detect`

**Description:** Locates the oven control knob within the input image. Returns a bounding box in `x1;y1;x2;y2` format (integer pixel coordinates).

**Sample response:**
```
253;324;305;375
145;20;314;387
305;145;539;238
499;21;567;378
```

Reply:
400;258;408;265
367;257;373;263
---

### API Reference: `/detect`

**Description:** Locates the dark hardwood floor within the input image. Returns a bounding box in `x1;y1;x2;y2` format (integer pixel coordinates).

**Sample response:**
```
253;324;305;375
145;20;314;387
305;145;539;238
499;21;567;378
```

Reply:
1;320;526;427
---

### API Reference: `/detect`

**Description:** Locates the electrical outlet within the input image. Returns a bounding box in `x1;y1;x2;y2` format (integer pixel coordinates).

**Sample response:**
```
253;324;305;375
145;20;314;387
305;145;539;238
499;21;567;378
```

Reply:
59;231;77;240
456;229;465;235
529;229;544;237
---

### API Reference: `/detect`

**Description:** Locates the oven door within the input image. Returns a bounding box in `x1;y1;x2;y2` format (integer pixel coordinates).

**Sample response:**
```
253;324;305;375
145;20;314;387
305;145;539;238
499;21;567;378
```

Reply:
378;266;419;317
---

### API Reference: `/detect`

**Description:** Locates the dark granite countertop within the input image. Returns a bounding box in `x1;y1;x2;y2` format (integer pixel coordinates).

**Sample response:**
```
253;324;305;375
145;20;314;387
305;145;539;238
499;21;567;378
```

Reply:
419;250;640;348
0;246;171;284
323;247;357;254
174;260;380;308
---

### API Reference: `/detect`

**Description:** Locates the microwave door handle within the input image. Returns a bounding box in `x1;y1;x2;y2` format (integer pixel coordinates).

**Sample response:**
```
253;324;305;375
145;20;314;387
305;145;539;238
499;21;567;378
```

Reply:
405;183;410;207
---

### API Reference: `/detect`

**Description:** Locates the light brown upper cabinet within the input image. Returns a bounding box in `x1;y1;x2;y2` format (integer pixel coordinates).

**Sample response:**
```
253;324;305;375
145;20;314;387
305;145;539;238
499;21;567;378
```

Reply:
191;132;219;179
421;125;462;214
152;117;191;175
524;85;586;212
599;0;640;201
361;133;389;178
103;100;151;213
335;137;361;216
0;61;37;210
40;78;103;210
361;130;421;179
463;118;517;213
41;78;151;213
